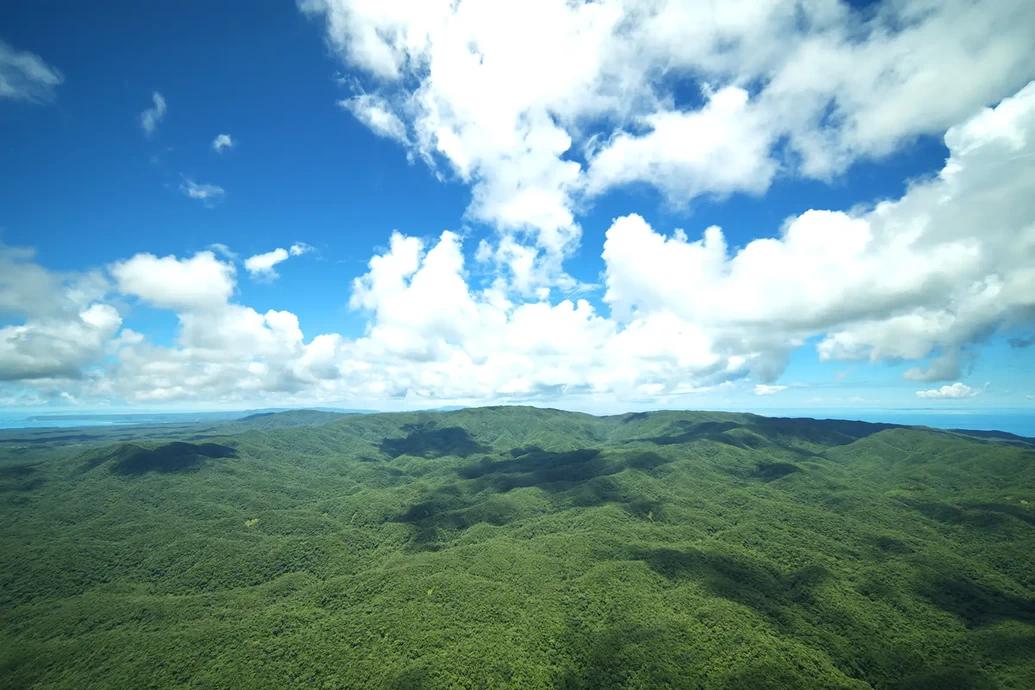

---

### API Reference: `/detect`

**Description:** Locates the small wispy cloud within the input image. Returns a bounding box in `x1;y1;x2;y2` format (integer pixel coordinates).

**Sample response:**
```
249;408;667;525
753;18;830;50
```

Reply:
754;384;787;396
244;248;289;281
340;94;409;145
0;40;63;102
915;382;977;399
212;133;234;152
140;91;166;136
207;243;237;260
179;177;225;206
244;242;314;281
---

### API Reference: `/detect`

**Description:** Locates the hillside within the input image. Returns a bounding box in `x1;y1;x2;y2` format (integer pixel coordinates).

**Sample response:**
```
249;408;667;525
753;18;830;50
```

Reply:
1;407;1033;689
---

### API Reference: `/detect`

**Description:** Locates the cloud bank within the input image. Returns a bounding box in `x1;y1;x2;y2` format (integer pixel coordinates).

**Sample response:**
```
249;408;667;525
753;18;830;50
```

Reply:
3;0;1035;407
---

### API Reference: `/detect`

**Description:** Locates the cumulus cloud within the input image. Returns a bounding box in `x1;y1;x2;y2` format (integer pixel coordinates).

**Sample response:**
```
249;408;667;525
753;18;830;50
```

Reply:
0;304;121;381
179;178;225;205
0;40;63;102
3;71;1033;410
301;0;1035;294
212;133;234;152
110;251;236;311
916;382;978;399
140;91;166;136
289;242;314;256
3;6;1035;407
0;246;116;382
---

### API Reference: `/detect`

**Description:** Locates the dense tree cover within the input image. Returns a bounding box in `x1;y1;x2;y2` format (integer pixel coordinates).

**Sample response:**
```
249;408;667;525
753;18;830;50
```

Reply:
1;407;1033;689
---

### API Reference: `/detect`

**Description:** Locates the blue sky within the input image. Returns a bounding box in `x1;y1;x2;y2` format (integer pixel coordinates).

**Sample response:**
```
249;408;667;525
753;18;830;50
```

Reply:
1;0;1034;421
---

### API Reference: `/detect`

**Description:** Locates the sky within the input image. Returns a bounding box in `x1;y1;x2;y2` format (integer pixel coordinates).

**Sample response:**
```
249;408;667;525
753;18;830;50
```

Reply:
1;0;1034;421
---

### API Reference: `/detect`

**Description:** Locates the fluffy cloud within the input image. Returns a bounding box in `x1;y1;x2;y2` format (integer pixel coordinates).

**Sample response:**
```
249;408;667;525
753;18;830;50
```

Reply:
5;77;1035;405
0;305;121;381
0;246;116;382
212;133;234;152
111;251;235;311
0;40;63;102
602;81;1035;382
179;178;225;205
140;91;166;136
2;5;1035;407
301;0;1035;294
585;86;777;202
916;383;978;399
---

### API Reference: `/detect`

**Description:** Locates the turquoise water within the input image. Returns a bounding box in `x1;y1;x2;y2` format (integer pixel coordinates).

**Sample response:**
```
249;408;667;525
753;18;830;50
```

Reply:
1;411;1031;437
0;417;127;430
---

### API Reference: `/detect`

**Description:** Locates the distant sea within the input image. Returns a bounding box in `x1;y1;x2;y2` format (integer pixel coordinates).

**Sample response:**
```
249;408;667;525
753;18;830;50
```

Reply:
0;410;1031;438
783;412;1035;439
0;416;131;430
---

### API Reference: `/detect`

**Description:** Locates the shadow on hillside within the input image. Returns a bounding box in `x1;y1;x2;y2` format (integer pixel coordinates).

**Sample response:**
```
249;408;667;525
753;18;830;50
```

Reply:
380;424;490;459
558;623;679;689
0;463;45;492
632;547;829;625
629;547;1015;686
460;447;671;492
391;448;673;550
0;432;98;445
392;492;521;550
919;573;1035;627
948;428;1035;448
904;498;1035;529
630;417;898;455
111;441;237;475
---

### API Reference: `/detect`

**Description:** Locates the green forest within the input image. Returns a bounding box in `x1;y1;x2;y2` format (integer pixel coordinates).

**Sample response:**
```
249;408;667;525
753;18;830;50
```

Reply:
1;407;1033;689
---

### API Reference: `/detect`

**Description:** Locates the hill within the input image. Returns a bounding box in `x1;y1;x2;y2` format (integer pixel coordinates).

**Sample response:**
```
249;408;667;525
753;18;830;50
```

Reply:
1;407;1033;688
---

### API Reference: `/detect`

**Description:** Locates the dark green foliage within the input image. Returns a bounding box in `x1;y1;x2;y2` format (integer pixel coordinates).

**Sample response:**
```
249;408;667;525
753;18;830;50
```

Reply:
109;441;238;475
1;407;1033;689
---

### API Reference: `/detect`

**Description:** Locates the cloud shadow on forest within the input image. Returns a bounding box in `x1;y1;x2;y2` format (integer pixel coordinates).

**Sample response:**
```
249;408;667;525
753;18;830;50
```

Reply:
109;441;237;475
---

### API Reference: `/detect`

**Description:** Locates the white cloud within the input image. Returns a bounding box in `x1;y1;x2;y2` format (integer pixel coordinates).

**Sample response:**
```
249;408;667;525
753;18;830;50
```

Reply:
585;86;777;202
0;40;63;102
0;304;121;381
245;248;290;281
916;382;978;399
754;384;787;396
598;81;1035;384
0;246;117;382
3;45;1035;407
340;94;408;144
1026;394;1033;400
243;244;313;281
110;251;236;311
179;178;225;205
212;133;234;152
302;0;1035;295
140;91;167;136
207;243;238;260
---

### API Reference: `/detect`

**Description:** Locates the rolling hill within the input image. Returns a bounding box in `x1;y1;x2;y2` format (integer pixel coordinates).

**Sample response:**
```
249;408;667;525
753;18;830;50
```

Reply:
1;407;1033;689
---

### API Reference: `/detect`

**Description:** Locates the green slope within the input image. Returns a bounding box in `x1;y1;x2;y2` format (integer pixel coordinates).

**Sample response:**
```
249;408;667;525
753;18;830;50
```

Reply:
1;408;1033;689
